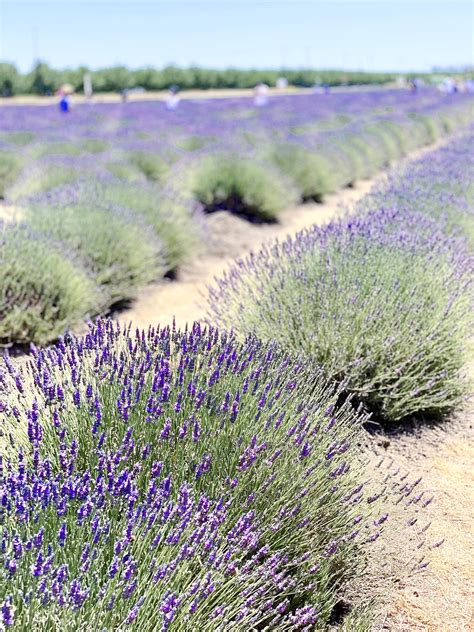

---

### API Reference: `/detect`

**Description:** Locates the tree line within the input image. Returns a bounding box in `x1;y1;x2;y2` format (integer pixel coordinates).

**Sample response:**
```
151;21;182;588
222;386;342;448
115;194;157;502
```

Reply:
0;61;399;96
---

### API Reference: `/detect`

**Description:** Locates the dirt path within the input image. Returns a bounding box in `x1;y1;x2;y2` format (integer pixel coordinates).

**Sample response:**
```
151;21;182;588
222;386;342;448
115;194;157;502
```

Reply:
116;181;374;330
379;385;474;631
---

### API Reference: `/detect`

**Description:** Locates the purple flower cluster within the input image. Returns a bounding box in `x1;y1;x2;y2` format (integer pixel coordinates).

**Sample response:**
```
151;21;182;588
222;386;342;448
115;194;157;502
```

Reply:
0;319;389;629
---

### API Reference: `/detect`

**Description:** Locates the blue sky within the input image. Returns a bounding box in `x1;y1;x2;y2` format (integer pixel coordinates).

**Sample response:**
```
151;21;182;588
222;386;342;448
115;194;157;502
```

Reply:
1;1;472;73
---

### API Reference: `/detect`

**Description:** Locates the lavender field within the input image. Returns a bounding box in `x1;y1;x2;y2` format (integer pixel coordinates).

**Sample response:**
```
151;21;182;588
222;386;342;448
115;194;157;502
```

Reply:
0;85;473;630
0;89;473;345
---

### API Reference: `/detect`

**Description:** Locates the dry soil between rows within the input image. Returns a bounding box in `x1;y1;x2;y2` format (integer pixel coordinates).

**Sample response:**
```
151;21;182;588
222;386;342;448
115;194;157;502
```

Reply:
116;181;373;330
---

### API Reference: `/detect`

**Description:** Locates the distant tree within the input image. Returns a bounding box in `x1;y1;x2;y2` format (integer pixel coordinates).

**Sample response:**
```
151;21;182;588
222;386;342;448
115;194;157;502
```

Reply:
0;62;20;96
27;61;59;95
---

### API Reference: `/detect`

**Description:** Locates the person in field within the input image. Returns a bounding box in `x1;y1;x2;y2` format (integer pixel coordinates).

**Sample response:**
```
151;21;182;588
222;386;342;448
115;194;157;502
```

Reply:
166;84;180;110
59;95;69;112
254;82;269;107
57;84;73;112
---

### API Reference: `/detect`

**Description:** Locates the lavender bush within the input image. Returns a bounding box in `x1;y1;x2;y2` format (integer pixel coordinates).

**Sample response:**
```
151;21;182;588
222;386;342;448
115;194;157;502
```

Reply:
189;154;298;221
0;153;23;200
0;225;99;346
24;203;166;302
0;319;390;629
268;144;337;202
129;151;174;183
7;165;78;202
207;136;473;423
97;183;202;270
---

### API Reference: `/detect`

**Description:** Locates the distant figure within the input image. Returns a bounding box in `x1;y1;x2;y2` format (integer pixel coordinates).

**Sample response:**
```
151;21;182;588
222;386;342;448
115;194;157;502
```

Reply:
323;83;330;94
396;76;407;89
410;77;424;92
444;78;457;94
83;73;93;100
276;77;288;90
465;79;474;93
313;82;324;94
59;95;70;112
56;83;74;112
121;89;128;103
166;85;180;110
254;82;269;107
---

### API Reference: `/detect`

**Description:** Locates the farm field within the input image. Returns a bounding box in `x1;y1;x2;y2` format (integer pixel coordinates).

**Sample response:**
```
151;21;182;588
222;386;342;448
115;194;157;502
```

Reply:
0;88;473;346
0;86;473;631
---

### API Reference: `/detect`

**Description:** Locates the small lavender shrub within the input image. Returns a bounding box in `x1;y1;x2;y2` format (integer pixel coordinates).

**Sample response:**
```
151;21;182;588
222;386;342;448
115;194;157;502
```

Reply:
269;144;337;202
190;154;298;222
0;153;24;200
81;138;109;154
24;204;165;302
208;208;472;423
0;320;387;629
106;162;146;183
363;122;405;163
99;184;201;271
31;143;83;158
7;165;77;202
129;152;172;183
175;135;215;152
2;131;35;147
0;226;99;346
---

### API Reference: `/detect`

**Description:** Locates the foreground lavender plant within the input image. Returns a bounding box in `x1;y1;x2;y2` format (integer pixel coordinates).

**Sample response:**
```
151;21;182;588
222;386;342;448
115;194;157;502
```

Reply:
0;319;390;629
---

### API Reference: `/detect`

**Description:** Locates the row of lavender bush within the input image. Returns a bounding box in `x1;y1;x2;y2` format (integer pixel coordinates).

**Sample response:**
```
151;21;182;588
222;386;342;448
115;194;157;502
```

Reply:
207;131;474;425
1;90;473;346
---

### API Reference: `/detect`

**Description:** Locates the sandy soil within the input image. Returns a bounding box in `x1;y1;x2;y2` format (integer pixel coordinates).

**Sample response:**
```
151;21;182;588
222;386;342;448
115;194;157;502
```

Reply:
378;382;474;631
0;204;24;224
116;183;374;330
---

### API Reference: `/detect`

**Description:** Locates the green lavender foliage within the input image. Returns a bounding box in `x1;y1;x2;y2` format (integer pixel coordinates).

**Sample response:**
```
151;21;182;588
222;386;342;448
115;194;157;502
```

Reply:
98;183;201;270
208;232;471;422
268;144;337;201
0;225;99;345
0;153;24;199
24;204;166;302
189;154;298;221
129;151;173;183
7;165;78;201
